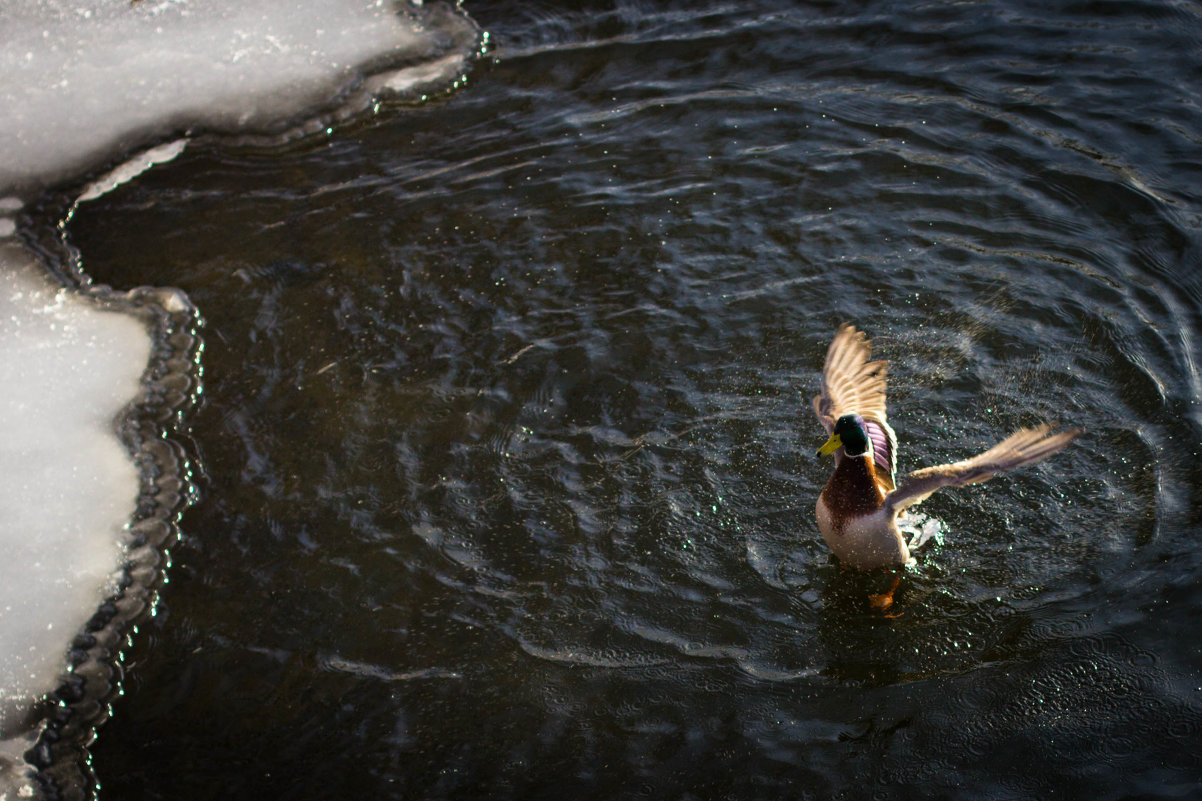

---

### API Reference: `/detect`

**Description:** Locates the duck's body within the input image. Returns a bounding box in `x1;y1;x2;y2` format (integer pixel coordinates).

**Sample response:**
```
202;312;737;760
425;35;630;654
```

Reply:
816;453;909;570
813;324;1080;572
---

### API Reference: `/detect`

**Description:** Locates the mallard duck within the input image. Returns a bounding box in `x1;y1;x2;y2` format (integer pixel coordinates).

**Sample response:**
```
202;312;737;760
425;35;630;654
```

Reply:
813;324;1081;573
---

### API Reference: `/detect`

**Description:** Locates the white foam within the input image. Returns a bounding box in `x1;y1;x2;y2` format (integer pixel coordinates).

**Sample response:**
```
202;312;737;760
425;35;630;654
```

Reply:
0;243;148;736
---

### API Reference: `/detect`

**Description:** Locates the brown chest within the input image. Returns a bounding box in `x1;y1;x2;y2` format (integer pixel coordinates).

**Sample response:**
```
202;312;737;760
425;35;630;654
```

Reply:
820;457;887;532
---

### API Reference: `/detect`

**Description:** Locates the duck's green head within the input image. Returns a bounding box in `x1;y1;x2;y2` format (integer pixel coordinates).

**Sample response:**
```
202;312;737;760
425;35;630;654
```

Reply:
816;414;872;458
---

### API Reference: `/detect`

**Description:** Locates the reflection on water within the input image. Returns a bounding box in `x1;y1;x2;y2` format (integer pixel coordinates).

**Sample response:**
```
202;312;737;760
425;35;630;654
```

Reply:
61;0;1202;798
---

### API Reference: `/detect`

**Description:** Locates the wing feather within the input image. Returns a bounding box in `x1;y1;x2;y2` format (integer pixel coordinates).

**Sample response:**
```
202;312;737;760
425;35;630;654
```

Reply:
812;324;895;488
812;324;889;432
885;426;1082;514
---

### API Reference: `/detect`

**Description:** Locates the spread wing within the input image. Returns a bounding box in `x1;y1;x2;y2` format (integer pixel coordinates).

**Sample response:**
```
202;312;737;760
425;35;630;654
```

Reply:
884;425;1082;515
812;324;896;488
812;324;889;432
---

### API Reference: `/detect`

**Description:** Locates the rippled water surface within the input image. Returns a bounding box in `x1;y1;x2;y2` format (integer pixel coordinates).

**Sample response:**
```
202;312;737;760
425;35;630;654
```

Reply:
61;1;1202;798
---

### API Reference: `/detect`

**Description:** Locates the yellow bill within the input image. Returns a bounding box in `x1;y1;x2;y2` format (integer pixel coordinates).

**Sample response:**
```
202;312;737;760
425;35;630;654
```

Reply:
816;432;842;457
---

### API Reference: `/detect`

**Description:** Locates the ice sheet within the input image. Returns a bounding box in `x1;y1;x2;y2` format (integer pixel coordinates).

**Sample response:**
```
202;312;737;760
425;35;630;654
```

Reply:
0;242;147;766
0;0;476;197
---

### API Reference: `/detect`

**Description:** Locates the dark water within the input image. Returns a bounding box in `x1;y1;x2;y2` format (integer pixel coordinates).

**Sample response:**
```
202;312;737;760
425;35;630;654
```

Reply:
62;0;1202;798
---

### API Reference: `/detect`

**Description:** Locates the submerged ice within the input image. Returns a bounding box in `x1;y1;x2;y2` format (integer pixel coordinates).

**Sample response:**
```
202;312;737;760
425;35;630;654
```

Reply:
0;0;478;794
